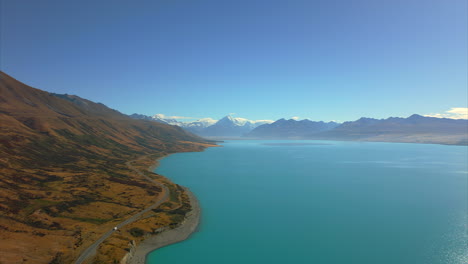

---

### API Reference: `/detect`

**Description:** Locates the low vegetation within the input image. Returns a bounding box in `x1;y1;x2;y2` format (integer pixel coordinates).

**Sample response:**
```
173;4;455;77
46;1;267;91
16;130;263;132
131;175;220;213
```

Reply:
0;72;215;264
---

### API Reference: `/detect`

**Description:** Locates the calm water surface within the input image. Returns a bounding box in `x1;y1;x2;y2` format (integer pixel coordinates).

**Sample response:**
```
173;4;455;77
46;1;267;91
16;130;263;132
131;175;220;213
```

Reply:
148;140;467;264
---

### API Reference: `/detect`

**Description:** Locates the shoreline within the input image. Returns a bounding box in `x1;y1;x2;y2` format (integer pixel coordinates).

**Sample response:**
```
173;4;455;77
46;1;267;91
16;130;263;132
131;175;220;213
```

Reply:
123;187;201;264
122;147;213;264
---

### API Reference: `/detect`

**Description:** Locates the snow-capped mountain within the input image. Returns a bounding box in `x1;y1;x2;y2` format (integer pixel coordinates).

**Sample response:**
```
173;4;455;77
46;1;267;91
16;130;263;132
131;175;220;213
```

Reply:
201;116;249;137
129;113;273;137
151;114;183;126
217;116;273;128
183;118;218;128
199;115;274;137
130;113;468;144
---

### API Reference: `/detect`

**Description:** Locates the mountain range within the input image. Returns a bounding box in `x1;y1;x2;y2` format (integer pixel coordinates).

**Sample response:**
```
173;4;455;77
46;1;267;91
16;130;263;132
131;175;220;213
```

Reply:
246;118;340;138
0;72;213;263
246;114;468;145
1;70;467;263
130;113;273;137
132;113;467;145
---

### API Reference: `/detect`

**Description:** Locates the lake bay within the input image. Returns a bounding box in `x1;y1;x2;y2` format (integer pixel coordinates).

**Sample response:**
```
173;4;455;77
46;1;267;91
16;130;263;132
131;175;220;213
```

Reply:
148;140;467;264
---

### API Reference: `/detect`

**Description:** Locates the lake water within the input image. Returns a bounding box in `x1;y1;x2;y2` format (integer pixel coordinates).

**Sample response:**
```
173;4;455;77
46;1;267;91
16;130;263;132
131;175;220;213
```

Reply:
148;140;467;264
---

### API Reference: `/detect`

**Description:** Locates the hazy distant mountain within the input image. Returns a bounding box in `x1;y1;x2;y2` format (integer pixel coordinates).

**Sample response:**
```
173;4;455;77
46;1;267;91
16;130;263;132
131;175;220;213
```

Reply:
246;118;340;138
130;114;216;129
316;114;468;145
198;115;265;137
149;114;185;126
129;113;154;121
189;115;273;137
130;113;467;145
245;114;467;145
178;118;217;134
130;114;272;137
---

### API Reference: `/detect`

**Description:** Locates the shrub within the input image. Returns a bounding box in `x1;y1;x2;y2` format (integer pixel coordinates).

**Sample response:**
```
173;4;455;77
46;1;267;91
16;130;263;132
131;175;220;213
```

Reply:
129;227;144;237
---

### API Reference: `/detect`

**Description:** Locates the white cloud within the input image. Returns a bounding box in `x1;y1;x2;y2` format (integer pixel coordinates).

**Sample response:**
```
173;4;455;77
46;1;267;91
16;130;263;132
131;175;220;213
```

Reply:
447;108;468;115
290;116;300;120
424;107;468;120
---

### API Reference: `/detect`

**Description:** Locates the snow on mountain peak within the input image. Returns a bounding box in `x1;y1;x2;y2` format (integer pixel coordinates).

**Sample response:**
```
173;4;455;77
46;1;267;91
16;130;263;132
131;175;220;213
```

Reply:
251;119;274;125
148;113;273;130
152;114;167;119
196;118;218;126
220;115;273;127
231;117;249;126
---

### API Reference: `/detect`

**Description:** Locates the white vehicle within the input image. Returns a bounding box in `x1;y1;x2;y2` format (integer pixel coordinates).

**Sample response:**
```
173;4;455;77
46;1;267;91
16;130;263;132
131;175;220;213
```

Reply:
113;227;118;231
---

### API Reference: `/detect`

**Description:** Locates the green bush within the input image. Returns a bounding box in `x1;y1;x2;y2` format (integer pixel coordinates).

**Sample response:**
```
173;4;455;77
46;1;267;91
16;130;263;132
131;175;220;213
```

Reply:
129;227;144;237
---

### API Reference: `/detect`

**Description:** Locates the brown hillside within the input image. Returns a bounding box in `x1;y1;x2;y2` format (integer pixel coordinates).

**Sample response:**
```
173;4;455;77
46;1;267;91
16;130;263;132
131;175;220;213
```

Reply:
0;72;214;263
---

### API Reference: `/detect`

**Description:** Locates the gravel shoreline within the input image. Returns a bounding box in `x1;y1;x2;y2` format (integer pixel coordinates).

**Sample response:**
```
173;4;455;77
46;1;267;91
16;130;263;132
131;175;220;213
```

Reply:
124;188;201;264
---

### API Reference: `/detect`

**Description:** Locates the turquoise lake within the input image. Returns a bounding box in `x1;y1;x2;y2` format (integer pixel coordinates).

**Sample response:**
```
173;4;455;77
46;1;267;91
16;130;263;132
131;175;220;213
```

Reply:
148;140;467;264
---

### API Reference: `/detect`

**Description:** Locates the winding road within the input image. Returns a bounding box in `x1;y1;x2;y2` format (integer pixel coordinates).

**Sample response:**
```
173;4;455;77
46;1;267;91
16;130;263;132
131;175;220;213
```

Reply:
74;159;169;264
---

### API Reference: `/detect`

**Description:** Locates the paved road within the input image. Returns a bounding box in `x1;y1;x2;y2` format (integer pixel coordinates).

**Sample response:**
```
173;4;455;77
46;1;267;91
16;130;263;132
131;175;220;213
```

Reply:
74;159;169;264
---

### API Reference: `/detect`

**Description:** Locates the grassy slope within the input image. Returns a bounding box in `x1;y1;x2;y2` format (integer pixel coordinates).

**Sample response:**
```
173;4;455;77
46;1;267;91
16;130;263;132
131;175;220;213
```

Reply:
0;72;214;263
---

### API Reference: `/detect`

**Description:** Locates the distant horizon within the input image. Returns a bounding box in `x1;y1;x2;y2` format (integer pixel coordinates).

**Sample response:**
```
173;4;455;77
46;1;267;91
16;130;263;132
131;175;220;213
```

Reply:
1;0;466;122
1;1;466;261
2;70;467;123
133;110;468;124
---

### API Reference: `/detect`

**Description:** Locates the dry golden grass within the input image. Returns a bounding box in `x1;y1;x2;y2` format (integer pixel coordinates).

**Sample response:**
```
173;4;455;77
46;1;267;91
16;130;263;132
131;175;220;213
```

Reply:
0;72;215;263
0;156;198;264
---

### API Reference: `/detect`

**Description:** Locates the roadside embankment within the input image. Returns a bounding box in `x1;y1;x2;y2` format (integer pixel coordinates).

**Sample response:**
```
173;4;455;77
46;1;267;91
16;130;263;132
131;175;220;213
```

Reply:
123;188;201;264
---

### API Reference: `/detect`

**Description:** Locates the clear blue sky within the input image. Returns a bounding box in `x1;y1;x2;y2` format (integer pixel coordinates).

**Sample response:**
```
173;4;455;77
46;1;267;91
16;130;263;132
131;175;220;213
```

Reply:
1;0;466;121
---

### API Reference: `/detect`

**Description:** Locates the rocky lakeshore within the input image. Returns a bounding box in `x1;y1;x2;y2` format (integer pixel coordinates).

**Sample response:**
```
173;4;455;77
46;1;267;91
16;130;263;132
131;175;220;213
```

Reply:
122;188;201;264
